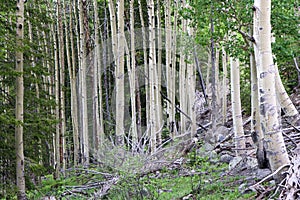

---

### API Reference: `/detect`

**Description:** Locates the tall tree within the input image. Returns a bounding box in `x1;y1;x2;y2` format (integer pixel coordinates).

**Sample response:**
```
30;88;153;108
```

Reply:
148;0;157;152
78;0;89;166
230;58;246;156
115;0;125;145
15;0;26;198
253;0;289;178
129;0;138;150
93;0;104;157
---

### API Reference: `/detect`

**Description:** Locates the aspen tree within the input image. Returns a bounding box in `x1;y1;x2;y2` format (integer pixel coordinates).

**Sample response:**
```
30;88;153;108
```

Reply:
230;58;246;156
250;50;266;168
253;0;290;177
165;0;175;138
53;3;61;178
210;5;217;135
102;3;111;123
179;0;188;134
57;0;66;174
129;0;138;150
221;47;228;124
148;0;157;152
115;0;125;145
68;0;79;166
156;0;163;145
274;63;300;125
15;0;26;198
93;0;104;156
78;0;89;166
187;22;197;137
170;0;179;136
138;0;149;136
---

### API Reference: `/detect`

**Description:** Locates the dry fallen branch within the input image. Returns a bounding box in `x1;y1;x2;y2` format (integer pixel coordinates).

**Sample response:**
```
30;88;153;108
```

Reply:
279;146;300;200
249;164;289;191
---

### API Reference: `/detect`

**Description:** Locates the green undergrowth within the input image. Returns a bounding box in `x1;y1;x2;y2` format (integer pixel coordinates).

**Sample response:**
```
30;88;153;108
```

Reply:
23;152;256;199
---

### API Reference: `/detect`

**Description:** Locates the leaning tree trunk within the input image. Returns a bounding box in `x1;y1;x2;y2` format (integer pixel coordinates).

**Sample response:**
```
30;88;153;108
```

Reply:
15;0;26;198
274;63;300;126
253;0;290;179
230;58;246;156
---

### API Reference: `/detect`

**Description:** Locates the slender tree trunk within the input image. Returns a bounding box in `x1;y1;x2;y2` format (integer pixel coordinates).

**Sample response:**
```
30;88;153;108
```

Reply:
129;0;138;150
78;0;89;166
68;0;79;166
57;0;66;175
138;0;149;137
115;0;125;145
53;5;61;178
93;0;104;158
221;47;228;124
250;50;267;168
15;0;26;198
102;3;111;124
274;63;300;125
187;24;197;137
179;5;187;134
253;0;290;178
230;58;246;156
165;0;175;138
148;0;157;153
210;5;217;135
156;0;163;145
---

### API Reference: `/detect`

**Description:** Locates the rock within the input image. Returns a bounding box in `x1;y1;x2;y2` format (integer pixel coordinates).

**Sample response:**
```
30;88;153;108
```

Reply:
204;130;215;144
256;168;271;180
220;154;234;164
245;157;258;169
229;156;258;171
215;126;229;142
216;134;225;142
238;183;247;193
229;156;243;170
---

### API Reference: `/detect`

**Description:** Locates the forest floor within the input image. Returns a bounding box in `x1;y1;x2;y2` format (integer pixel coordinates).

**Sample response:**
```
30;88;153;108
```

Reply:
25;90;300;200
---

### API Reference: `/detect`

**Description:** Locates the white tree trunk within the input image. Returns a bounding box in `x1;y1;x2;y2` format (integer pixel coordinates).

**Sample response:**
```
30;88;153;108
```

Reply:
93;0;104;157
78;0;89;166
230;58;246;156
253;0;290;176
129;0;138;150
115;0;125;145
221;47;228;124
148;0;157;153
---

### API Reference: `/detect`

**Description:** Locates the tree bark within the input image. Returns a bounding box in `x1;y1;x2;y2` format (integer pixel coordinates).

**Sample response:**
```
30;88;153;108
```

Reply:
129;0;138;151
222;47;228;124
230;58;246;156
15;0;26;198
115;0;125;145
253;0;290;179
78;0;89;166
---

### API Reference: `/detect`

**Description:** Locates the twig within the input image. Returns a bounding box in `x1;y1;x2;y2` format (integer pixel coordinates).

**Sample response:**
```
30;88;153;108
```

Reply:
249;164;290;189
282;132;297;148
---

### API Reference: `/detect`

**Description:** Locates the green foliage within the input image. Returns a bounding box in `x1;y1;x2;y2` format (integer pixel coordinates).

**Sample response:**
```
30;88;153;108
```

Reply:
0;0;56;196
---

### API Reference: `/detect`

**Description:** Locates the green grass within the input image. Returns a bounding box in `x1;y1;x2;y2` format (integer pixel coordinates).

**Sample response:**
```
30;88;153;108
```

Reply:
23;153;256;199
